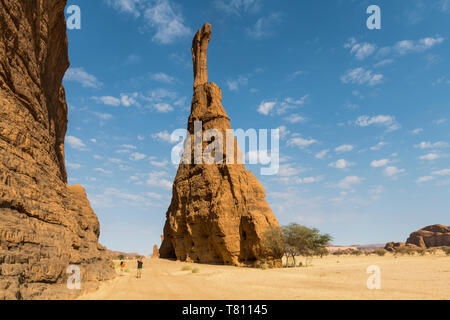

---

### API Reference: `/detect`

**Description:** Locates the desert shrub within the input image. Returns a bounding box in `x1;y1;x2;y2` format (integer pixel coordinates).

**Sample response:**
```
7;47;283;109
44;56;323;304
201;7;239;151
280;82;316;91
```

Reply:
192;267;200;274
426;248;436;255
374;249;387;256
118;254;125;260
364;251;372;256
182;265;192;271
416;248;426;256
262;223;332;268
332;250;343;256
442;247;450;256
351;250;363;256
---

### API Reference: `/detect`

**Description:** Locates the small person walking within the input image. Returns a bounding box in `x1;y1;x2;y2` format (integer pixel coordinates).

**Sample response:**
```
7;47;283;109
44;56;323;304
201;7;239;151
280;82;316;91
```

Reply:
120;261;125;273
136;258;143;278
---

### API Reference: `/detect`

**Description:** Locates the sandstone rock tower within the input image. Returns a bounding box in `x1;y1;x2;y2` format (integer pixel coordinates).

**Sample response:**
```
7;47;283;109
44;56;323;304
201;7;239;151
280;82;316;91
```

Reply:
160;23;280;266
0;0;115;299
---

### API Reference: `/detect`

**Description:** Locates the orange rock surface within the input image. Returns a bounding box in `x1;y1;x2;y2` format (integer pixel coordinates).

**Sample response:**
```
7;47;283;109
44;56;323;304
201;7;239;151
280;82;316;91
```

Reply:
160;23;280;266
0;0;114;299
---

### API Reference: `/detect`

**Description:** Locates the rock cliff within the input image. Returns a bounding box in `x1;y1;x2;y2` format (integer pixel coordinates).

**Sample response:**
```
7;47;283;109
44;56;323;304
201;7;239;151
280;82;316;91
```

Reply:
406;224;450;248
160;23;281;267
0;0;114;299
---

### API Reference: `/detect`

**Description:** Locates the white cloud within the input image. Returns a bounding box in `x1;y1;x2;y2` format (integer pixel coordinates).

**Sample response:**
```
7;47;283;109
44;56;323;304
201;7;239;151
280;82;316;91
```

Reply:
373;58;395;68
92;93;138;107
64;67;102;89
284;114;307;124
247;12;282;39
335;144;354;153
121;144;137;149
147;171;173;190
411;128;423;135
414;141;449;149
67;162;81;170
152;130;181;144
341;67;383;86
329;159;355;169
213;0;261;15
434;118;448;125
130;152;146;161
394;36;444;55
370;141;388;151
355;115;400;132
120;93;139;107
287;70;304;80
336;176;364;189
150;159;169;167
419;153;440;161
432;169;450;176
92;112;113;121
287;137;318;149
258;95;308;116
371;159;389;167
93;96;121;106
383;166;405;177
257;101;277;115
227;75;249;91
106;0;142;17
151;72;176;84
143;0;191;44
66;136;86;150
315;149;329;159
344;38;377;60
153;103;174;113
94;168;112;175
416;176;434;183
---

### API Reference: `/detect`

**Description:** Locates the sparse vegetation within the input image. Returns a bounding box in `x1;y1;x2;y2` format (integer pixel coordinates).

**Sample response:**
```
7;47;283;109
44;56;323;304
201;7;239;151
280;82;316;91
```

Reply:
182;265;192;271
442;247;450;256
192;267;200;274
262;223;332;268
118;254;125;260
374;249;387;256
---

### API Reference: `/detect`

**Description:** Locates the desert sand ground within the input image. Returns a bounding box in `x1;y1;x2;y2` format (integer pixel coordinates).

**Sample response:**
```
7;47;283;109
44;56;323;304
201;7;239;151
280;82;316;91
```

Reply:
79;254;449;300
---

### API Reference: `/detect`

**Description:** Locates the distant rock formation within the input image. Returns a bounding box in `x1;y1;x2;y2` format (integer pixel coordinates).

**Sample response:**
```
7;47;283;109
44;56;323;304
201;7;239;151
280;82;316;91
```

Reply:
384;224;450;251
151;245;160;259
159;23;280;267
406;224;450;248
0;0;114;299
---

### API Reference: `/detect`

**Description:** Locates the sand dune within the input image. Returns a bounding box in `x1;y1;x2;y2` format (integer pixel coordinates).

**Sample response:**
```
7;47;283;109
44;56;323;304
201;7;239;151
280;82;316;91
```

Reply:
78;254;449;300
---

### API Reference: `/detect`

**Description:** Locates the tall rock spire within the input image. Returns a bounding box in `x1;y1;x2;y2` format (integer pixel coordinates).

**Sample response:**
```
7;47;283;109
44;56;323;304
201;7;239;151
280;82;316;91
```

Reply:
192;23;212;87
160;23;281;267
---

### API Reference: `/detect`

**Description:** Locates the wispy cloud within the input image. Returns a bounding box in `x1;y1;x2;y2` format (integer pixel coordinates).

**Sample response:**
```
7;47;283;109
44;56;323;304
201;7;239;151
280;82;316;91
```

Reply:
355;115;400;132
213;0;262;15
344;38;377;60
64;67;103;89
341;67;383;86
247;12;282;39
106;0;191;44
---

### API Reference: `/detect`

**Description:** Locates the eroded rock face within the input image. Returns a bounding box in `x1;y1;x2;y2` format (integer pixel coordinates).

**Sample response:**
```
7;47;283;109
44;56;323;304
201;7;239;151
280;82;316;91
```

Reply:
406;225;450;248
151;245;160;259
160;23;280;267
0;0;114;299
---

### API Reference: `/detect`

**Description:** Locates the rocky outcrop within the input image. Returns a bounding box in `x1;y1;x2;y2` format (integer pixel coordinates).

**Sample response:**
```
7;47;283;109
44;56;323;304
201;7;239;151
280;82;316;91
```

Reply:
0;0;115;299
159;23;281;267
151;245;159;259
406;225;450;248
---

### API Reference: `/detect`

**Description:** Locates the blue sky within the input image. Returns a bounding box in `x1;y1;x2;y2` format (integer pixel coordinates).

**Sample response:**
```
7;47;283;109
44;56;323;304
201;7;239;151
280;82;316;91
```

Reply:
63;0;450;254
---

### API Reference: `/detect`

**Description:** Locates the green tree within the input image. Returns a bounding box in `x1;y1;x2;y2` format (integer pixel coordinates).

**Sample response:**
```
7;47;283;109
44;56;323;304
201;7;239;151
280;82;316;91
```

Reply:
262;223;332;268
